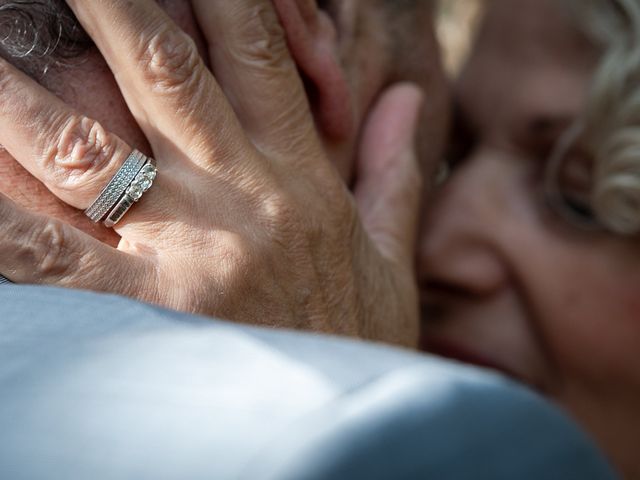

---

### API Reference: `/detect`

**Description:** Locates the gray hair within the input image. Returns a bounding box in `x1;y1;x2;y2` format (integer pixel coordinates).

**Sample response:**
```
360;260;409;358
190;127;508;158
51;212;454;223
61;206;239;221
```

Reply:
0;0;92;77
552;0;640;234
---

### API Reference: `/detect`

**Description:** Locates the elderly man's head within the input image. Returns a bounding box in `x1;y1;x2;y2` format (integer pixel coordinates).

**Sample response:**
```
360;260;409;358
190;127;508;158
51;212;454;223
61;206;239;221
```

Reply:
0;0;448;244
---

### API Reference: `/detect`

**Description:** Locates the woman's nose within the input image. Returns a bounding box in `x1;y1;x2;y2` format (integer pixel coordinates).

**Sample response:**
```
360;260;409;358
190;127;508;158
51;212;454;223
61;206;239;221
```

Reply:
419;148;525;299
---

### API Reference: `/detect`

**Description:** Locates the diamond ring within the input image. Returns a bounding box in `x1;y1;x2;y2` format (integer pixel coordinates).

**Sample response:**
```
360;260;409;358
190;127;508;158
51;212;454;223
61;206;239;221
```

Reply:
85;150;147;223
103;160;157;228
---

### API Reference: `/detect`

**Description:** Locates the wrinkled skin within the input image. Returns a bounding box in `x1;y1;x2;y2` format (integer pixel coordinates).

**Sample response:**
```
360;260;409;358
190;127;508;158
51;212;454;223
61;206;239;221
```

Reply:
0;0;448;248
0;0;446;347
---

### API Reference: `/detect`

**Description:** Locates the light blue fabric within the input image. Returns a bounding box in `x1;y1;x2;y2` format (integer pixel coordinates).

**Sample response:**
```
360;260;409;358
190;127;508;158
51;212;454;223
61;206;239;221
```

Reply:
0;274;11;285
0;286;618;479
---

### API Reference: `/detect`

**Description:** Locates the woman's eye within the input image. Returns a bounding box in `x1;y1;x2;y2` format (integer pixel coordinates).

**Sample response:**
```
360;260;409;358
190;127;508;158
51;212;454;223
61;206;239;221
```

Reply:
545;143;602;229
558;151;597;217
560;193;598;223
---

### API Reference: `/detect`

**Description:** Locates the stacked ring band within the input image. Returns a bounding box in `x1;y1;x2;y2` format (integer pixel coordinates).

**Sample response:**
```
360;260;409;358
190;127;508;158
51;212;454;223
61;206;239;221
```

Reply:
104;162;157;228
84;149;157;228
85;150;146;222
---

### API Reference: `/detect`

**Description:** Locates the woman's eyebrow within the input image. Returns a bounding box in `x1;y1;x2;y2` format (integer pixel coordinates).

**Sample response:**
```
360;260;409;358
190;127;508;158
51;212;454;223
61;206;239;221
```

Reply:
520;114;579;151
525;114;575;136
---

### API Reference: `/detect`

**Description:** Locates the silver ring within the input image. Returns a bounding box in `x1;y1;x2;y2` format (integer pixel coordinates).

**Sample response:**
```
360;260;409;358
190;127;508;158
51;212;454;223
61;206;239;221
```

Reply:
85;150;147;223
104;160;157;228
0;273;12;285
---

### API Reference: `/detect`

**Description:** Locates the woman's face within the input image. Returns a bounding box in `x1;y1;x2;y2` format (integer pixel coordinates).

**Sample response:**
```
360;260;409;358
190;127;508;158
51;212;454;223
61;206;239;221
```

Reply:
419;0;640;470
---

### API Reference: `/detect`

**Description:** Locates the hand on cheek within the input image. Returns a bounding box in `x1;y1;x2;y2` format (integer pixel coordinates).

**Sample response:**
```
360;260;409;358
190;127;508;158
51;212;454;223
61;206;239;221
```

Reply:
0;0;425;347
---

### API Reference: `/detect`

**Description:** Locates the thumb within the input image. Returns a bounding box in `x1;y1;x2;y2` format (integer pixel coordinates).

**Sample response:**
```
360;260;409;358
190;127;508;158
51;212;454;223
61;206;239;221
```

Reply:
354;83;425;269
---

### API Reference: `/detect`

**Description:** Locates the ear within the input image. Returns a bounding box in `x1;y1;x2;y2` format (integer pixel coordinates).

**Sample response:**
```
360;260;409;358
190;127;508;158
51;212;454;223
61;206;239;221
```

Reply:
272;0;354;141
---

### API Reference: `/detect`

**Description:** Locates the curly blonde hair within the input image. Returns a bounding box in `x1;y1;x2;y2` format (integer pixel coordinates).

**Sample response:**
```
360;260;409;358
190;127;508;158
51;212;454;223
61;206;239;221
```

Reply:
556;0;640;234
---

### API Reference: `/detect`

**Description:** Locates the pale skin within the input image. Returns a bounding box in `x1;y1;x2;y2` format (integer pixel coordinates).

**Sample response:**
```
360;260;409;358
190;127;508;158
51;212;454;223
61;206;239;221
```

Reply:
0;0;426;346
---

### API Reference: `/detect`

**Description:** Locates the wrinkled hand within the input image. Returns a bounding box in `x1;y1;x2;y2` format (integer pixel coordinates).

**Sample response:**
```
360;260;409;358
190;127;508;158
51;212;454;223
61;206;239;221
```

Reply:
0;0;424;346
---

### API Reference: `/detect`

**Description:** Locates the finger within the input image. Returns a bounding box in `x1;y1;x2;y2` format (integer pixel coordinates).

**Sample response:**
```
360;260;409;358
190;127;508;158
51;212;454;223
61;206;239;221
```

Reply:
354;84;425;270
191;0;316;155
65;0;246;166
0;193;151;293
0;57;141;210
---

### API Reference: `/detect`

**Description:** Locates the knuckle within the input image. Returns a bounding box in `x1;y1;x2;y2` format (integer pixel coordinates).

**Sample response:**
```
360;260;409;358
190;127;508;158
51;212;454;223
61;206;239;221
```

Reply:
27;220;76;280
259;191;303;242
42;115;122;196
220;236;256;280
204;233;261;303
143;27;204;95
232;5;291;72
259;179;353;250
